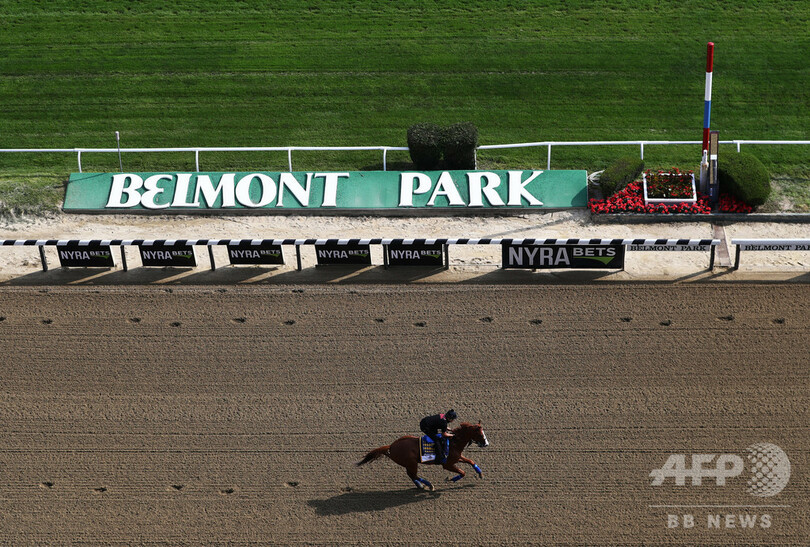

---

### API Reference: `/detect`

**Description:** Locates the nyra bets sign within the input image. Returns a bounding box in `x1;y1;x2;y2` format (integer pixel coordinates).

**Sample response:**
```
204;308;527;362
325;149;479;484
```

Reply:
63;170;587;213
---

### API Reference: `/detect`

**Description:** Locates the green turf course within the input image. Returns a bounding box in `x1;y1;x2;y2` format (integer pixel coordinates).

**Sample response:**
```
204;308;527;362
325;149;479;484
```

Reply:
0;1;808;213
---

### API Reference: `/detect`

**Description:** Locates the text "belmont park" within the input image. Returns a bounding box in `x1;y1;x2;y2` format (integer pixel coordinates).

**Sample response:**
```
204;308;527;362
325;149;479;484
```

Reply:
105;171;546;209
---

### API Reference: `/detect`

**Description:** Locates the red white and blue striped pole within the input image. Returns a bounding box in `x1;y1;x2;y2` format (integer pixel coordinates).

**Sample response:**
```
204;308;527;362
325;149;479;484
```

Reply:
702;42;714;153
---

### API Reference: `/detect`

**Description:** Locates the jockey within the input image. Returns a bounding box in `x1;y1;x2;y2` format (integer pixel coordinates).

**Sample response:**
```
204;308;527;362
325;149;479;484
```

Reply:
419;409;458;462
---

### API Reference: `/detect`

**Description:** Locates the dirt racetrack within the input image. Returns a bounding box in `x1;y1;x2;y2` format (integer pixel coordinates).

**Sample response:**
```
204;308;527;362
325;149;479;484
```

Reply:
0;283;808;544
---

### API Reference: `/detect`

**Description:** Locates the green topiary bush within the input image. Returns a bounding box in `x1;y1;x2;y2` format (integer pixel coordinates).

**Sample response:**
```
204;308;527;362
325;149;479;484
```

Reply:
407;123;443;170
442;122;478;170
598;156;644;196
718;153;771;206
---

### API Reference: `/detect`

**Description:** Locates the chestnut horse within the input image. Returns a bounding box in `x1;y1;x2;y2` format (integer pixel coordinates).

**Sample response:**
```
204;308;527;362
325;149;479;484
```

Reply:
355;421;489;490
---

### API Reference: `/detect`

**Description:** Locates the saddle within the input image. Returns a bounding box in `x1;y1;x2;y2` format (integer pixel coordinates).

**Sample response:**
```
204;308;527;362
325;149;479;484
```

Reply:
420;435;449;463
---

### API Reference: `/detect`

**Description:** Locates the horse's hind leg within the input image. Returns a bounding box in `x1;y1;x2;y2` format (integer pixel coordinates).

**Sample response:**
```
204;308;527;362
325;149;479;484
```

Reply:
406;464;433;491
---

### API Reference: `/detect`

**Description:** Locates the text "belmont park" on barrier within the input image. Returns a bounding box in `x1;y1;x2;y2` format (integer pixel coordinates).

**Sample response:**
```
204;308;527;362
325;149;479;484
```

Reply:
104;171;545;209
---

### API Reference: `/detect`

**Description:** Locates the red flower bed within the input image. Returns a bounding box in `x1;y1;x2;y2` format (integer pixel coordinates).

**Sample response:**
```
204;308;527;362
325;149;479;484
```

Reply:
589;181;753;215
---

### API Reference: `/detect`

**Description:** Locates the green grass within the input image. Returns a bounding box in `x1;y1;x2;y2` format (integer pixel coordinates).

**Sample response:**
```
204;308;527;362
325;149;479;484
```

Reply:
1;1;809;213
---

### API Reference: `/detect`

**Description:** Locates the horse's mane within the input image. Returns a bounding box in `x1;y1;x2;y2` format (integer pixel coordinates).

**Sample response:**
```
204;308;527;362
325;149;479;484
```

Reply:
451;422;478;433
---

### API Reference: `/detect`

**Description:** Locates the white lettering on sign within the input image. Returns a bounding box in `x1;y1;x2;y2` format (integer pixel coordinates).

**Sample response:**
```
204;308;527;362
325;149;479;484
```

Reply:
399;173;433;207
104;171;550;210
235;173;276;207
231;250;261;259
170;173;200;207
317;172;350;207
467;172;504;207
400;171;544;207
319;250;349;259
195;174;236;207
572;247;616;257
507;246;571;267
390;250;422;259
142;250;176;260
277;172;312;207
507;170;544;206
142;174;173;209
427;171;465;206
106;174;144;207
60;250;91;260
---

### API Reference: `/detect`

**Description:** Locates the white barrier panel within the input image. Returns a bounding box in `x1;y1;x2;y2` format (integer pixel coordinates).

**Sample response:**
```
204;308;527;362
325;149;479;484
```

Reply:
731;239;810;269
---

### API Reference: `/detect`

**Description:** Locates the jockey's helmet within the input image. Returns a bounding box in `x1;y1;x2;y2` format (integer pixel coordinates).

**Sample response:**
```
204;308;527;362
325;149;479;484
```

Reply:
445;409;458;421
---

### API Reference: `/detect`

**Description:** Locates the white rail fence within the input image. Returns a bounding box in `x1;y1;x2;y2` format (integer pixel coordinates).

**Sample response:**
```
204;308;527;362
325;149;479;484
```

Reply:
1;140;808;173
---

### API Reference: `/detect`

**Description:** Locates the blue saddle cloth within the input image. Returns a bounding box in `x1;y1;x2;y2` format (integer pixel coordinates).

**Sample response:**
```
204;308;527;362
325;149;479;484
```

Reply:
420;435;449;462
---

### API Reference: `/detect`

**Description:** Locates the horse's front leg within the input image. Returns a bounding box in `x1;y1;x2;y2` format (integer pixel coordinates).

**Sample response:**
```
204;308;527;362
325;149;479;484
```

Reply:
458;455;483;478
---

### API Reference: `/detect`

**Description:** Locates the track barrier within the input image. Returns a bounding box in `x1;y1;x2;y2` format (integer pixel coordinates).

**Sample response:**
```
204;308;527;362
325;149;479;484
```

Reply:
0;238;719;273
731;239;810;269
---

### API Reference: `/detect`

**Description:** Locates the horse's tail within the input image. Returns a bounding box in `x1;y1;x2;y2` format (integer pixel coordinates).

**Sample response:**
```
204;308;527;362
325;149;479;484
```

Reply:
355;445;390;467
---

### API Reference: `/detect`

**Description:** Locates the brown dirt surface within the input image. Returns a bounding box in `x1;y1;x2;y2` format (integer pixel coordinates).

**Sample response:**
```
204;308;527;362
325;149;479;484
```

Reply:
0;284;807;544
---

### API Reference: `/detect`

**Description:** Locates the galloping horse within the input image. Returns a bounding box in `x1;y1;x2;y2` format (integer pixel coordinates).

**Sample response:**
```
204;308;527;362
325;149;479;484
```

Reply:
356;421;489;490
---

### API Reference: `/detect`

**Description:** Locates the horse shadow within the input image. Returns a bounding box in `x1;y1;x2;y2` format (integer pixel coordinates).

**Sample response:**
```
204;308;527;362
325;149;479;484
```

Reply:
308;488;440;516
308;483;478;516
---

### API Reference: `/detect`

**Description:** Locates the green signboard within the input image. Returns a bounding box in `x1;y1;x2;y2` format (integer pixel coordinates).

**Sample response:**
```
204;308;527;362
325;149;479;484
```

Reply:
63;170;587;213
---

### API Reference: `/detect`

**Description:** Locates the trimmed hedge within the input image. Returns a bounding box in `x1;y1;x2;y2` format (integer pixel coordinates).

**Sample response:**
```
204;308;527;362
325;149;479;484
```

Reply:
407;123;443;170
718;153;771;206
442;122;478;170
407;122;478;170
598;156;644;196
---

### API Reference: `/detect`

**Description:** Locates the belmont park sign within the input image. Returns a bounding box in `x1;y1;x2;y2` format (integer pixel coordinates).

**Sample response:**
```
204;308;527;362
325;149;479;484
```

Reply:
63;170;587;213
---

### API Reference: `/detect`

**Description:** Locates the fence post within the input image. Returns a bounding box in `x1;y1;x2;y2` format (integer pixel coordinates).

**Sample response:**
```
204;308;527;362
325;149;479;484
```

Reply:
288;149;293;172
737;141;741;153
640;142;645;160
39;246;48;272
77;150;82;173
547;144;552;170
383;148;388;171
195;150;200;172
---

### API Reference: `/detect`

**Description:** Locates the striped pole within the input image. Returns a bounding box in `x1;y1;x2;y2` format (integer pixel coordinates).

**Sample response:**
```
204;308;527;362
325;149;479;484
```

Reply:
702;42;714;153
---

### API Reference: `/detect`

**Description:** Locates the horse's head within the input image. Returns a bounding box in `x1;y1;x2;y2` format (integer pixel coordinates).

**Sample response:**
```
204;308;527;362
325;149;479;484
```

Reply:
456;421;489;448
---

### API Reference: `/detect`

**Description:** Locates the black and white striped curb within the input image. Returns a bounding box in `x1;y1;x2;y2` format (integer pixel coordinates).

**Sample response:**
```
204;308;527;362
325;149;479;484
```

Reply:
0;237;720;273
0;238;719;247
